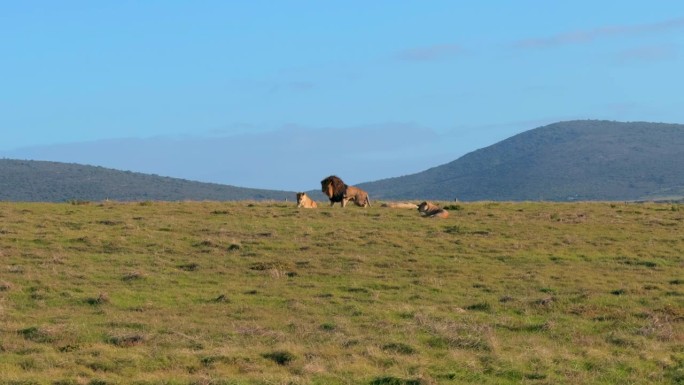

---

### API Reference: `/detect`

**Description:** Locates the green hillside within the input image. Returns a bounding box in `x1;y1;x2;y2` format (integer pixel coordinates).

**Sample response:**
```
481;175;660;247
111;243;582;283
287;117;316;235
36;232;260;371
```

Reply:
0;159;293;202
359;120;684;201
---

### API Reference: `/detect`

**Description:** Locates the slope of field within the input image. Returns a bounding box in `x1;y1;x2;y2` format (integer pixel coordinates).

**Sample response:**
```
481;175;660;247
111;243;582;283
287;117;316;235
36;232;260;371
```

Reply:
0;201;682;384
0;159;293;202
360;120;684;201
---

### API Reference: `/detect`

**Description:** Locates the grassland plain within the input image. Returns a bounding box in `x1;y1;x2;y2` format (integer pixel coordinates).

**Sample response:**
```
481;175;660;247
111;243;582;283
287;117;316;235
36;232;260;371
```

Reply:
0;200;682;385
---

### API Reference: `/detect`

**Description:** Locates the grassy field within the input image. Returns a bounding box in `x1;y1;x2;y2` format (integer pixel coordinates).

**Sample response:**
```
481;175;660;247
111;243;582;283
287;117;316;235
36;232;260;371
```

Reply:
0;200;682;385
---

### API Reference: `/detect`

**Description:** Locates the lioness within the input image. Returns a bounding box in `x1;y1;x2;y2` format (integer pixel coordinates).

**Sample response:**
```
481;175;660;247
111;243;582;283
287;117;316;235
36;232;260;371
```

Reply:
343;186;371;207
417;201;448;218
381;202;418;209
296;192;317;208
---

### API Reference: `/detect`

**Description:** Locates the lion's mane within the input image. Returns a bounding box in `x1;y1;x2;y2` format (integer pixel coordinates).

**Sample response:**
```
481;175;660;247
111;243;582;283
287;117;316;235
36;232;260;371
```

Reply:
321;175;348;204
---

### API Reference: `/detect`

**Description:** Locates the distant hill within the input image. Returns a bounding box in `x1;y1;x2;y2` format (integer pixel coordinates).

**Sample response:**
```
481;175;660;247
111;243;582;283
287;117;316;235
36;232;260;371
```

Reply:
4;120;684;203
0;159;293;202
358;120;684;202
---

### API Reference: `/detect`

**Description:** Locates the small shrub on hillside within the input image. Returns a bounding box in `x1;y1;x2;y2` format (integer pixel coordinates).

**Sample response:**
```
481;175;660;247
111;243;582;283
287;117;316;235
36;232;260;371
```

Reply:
249;262;277;271
611;289;627;296
213;294;229;303
320;322;336;331
84;293;109;305
382;342;416;355
369;376;422;385
466;302;492;312
53;379;79;385
97;220;121;226
442;204;463;211
178;262;199;271
193;240;215;248
262;350;295;366
68;199;91;205
531;297;554;307
444;225;462;234
108;334;145;347
58;344;79;352
200;355;233;367
18;326;52;343
122;271;145;282
88;380;110;385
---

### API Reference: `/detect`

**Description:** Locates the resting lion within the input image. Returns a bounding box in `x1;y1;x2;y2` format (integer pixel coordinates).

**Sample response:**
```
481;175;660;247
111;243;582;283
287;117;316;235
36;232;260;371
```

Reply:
320;175;371;207
417;201;449;218
381;202;418;209
343;185;371;208
296;192;317;208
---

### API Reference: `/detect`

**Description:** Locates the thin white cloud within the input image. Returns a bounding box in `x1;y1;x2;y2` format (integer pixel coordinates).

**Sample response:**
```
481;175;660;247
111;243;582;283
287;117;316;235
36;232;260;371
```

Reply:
514;16;684;49
394;44;463;61
614;44;678;64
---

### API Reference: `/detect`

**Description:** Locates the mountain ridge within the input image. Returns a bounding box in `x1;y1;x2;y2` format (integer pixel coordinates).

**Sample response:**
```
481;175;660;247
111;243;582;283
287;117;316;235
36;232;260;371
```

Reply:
0;159;293;202
357;120;684;201
2;120;683;202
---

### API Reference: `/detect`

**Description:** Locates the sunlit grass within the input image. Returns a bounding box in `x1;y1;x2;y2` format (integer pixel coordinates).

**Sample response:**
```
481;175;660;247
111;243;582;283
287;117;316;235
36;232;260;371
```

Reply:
0;201;682;384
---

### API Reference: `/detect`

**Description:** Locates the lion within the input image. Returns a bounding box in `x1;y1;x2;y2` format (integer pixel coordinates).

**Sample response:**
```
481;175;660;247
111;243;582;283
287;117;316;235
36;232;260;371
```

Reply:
344;185;371;207
417;201;449;218
320;175;370;207
381;202;418;209
296;192;317;208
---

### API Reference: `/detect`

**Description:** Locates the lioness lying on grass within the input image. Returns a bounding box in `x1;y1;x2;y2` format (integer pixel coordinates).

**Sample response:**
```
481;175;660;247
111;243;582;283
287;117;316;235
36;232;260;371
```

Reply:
381;202;418;209
417;201;449;218
296;192;317;208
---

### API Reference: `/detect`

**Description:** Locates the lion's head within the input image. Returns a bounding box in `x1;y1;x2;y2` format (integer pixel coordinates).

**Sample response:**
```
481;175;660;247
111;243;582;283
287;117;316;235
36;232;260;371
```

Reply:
320;175;347;202
417;201;433;213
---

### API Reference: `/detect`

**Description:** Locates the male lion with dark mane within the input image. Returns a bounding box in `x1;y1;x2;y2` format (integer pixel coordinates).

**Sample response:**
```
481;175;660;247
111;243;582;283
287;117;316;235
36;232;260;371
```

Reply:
417;201;449;218
296;192;317;208
320;175;371;207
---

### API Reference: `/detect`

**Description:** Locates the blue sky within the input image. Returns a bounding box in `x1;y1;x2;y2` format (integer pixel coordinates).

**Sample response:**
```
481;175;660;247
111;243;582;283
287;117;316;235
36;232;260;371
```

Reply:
2;1;684;190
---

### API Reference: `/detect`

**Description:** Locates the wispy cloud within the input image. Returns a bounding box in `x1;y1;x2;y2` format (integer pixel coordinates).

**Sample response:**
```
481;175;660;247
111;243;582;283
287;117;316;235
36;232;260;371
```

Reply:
514;16;684;49
394;44;463;61
614;44;678;64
